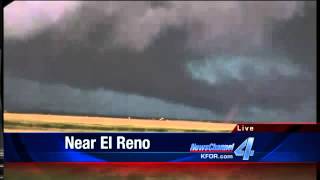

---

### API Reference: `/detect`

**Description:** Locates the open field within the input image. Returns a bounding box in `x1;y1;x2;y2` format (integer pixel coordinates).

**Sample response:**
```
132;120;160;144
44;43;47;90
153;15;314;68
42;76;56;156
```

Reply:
4;113;236;132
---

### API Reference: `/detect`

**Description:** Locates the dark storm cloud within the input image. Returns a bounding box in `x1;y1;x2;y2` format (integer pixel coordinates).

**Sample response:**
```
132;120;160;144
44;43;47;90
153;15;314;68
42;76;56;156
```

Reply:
4;1;316;122
269;1;317;73
5;1;303;51
5;76;315;122
5;77;222;121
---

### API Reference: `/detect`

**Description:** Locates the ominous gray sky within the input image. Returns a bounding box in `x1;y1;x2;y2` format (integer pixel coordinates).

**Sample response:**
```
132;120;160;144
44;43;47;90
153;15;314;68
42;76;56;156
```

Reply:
4;1;317;122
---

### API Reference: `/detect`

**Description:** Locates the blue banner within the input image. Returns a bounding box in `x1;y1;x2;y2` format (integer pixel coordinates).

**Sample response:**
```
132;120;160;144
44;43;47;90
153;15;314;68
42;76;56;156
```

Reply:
4;133;320;162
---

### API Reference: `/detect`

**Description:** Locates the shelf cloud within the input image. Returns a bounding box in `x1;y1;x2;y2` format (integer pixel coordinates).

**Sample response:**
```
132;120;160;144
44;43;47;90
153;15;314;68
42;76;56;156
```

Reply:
4;1;316;122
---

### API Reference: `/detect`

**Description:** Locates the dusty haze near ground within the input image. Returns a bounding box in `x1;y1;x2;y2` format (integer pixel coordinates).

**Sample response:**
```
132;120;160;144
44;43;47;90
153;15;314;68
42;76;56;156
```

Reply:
4;113;235;132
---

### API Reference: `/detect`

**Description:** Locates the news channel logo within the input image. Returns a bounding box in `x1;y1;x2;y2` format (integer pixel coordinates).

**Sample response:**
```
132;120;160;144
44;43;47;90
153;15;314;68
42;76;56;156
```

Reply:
190;137;255;160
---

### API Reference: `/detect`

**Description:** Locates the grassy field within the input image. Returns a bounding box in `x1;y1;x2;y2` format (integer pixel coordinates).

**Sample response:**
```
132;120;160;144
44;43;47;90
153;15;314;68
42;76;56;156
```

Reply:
4;113;236;132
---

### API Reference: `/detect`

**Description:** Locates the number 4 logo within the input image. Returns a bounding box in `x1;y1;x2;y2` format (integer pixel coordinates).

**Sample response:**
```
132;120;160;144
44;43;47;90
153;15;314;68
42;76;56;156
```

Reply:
234;137;255;160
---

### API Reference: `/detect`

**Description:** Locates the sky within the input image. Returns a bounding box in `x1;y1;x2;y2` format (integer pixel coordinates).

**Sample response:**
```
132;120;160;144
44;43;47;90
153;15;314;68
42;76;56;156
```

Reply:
4;1;317;122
